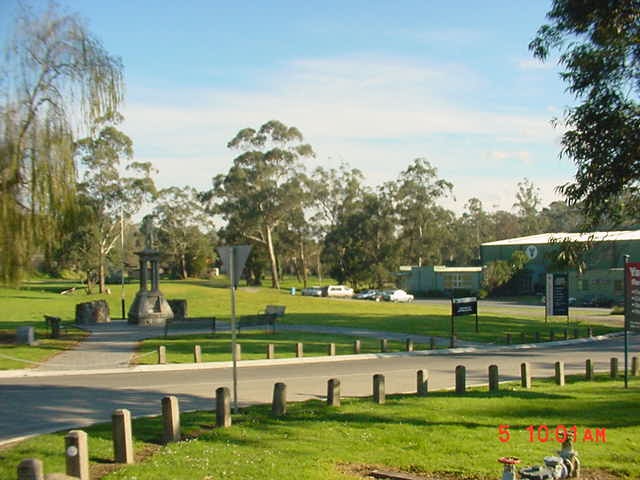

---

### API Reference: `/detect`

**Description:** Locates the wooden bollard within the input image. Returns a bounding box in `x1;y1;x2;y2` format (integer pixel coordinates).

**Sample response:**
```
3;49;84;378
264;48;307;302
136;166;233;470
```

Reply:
17;458;44;480
328;343;336;356
506;333;512;345
406;338;413;352
327;378;340;407
353;339;361;354
535;332;541;343
521;362;531;389
112;409;134;464
417;369;428;396
587;327;593;338
373;374;385;404
610;357;618;378
65;430;89;480
295;343;303;358
233;343;241;361
573;328;579;339
162;396;181;443
267;343;275;359
380;339;388;353
157;345;166;364
563;328;569;340
489;365;499;393
272;383;287;416
550;330;555;342
455;365;466;394
430;337;435;349
216;387;231;427
585;359;594;380
632;356;639;376
555;361;565;386
193;345;202;363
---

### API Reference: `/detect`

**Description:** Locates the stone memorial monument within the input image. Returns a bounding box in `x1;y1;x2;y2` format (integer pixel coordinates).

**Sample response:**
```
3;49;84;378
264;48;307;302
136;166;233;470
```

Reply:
128;222;173;326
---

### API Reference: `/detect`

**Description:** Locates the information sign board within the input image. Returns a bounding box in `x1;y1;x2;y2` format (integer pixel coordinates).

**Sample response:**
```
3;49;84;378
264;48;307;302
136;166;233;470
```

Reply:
625;262;640;332
546;273;569;316
451;297;478;316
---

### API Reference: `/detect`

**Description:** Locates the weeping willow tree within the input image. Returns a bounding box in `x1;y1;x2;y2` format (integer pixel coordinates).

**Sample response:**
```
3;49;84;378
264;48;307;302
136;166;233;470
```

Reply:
0;3;124;284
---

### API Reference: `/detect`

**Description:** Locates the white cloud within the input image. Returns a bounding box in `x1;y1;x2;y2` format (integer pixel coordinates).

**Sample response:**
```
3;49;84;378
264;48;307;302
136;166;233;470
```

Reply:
121;54;570;212
517;58;553;71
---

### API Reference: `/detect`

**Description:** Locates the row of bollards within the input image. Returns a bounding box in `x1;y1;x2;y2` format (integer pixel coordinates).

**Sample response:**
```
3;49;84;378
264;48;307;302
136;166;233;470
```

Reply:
18;355;638;479
505;327;593;345
155;337;442;364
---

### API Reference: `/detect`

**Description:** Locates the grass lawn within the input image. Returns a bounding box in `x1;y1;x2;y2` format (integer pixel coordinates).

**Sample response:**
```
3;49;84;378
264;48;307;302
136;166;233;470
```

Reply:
134;330;432;364
0;279;621;369
1;376;637;479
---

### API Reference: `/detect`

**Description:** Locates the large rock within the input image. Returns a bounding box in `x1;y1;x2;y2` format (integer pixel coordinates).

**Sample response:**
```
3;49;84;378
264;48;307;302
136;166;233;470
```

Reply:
75;300;110;324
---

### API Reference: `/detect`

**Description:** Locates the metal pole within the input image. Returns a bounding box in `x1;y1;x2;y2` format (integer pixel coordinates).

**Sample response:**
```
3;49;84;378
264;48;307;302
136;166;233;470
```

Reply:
450;298;455;345
624;255;629;389
120;207;126;319
230;247;239;412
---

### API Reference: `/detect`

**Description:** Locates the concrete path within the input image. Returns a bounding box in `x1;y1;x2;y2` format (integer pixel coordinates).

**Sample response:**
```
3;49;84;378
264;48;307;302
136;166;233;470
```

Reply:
31;320;472;372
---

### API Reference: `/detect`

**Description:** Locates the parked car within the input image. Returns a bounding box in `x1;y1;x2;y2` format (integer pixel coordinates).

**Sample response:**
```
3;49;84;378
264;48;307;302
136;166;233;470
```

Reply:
323;285;354;298
353;289;382;301
301;286;323;297
382;289;414;303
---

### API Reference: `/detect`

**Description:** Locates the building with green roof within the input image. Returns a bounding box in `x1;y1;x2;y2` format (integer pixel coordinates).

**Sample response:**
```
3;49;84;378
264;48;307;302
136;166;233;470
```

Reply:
480;230;640;305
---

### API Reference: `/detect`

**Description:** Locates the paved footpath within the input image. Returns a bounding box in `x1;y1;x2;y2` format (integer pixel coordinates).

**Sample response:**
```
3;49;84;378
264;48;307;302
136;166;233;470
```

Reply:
30;320;476;372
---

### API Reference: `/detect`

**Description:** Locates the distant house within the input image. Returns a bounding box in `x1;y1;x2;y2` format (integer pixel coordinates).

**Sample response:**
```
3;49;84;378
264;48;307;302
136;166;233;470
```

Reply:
398;265;483;296
481;230;640;305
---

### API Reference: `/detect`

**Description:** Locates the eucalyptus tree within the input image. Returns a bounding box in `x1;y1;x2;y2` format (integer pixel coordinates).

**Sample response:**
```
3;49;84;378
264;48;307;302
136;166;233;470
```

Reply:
322;188;398;288
393;158;453;266
513;178;542;235
76;125;156;293
205;120;314;289
0;3;124;283
153;186;214;279
530;0;640;224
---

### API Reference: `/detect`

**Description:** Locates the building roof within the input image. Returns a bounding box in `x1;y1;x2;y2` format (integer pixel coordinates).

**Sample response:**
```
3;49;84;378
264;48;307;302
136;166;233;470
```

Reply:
433;266;483;273
481;230;640;247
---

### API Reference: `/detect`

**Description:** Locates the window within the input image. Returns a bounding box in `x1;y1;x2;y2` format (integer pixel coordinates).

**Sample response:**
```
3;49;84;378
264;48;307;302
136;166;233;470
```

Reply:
614;279;623;293
577;279;589;291
443;273;472;290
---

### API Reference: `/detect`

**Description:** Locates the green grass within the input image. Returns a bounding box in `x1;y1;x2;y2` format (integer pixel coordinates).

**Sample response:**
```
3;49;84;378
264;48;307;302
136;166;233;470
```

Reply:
0;279;621;370
1;376;637;479
135;331;428;364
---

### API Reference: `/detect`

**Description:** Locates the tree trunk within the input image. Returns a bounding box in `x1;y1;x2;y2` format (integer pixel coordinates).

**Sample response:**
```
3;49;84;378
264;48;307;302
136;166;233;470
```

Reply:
300;237;308;289
180;252;188;279
98;251;106;294
265;226;280;289
317;253;322;283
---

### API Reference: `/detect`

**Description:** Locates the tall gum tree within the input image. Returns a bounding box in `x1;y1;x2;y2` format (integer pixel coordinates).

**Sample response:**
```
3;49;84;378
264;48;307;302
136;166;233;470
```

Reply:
530;0;640;224
0;3;124;283
206;120;314;289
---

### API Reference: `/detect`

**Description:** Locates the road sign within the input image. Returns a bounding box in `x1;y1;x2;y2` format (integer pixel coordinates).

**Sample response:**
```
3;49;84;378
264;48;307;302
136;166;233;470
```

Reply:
625;261;640;332
217;245;252;287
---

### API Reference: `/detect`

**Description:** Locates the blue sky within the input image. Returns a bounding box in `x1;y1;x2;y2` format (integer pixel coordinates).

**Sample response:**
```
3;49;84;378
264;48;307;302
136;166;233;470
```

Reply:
2;1;577;213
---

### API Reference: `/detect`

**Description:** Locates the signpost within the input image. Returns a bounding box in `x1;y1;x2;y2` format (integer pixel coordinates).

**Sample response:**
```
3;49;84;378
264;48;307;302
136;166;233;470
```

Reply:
217;245;252;413
623;256;640;389
451;297;479;346
545;273;569;323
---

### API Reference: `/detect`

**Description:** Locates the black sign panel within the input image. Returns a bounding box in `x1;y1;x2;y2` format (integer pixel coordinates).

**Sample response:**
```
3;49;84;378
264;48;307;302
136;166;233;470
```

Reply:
452;297;478;317
625;262;640;332
551;273;569;316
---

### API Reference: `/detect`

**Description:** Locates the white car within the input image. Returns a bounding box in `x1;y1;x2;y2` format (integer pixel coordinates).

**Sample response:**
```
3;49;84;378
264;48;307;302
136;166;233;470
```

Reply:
323;285;354;298
383;289;414;303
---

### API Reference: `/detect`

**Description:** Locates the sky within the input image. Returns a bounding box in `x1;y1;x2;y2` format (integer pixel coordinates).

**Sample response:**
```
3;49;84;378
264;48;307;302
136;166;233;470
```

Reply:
2;1;577;214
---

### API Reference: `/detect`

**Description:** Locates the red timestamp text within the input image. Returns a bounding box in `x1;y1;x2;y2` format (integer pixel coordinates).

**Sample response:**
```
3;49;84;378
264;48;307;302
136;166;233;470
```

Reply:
497;424;606;443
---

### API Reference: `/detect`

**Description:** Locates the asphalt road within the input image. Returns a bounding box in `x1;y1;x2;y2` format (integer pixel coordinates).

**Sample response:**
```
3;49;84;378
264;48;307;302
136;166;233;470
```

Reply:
1;333;637;445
